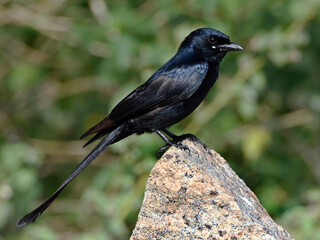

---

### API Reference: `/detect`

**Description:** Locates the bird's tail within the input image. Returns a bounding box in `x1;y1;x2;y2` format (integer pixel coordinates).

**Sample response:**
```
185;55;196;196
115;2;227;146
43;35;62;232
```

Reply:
17;124;129;227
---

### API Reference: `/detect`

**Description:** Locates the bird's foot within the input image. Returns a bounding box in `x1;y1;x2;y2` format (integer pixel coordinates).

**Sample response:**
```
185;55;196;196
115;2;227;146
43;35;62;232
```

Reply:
157;144;171;158
173;141;190;152
157;134;191;158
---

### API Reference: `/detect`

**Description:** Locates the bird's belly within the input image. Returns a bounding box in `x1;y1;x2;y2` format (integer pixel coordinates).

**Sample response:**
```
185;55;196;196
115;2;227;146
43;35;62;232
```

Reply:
130;99;202;133
128;102;187;132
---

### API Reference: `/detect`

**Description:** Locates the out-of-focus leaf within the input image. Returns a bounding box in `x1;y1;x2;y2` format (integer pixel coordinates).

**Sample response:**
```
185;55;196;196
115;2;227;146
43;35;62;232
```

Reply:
8;63;44;93
242;125;271;161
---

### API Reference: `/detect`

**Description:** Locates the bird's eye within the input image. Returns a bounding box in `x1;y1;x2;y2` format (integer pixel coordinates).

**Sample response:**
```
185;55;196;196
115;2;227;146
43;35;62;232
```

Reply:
208;36;217;45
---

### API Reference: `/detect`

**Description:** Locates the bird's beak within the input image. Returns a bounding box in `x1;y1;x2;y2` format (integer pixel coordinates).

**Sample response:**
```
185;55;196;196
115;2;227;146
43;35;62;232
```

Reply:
217;42;243;51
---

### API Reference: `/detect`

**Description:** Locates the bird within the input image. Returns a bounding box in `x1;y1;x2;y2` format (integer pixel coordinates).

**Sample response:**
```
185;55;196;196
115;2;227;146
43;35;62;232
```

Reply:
17;28;242;227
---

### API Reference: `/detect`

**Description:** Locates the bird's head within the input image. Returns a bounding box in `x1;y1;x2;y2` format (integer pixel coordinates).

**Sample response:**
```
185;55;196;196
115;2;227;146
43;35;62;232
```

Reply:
179;28;243;63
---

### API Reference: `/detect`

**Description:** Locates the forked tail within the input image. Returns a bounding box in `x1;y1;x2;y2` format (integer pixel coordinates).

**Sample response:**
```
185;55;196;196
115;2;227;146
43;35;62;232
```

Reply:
17;124;128;227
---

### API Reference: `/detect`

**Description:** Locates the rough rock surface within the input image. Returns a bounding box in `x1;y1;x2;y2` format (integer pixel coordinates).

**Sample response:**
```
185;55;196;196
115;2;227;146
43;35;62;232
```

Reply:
130;135;293;240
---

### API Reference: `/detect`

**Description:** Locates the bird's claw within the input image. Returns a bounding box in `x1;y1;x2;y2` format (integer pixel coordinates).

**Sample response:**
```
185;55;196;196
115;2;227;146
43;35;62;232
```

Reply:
173;142;189;152
157;144;171;158
157;139;190;158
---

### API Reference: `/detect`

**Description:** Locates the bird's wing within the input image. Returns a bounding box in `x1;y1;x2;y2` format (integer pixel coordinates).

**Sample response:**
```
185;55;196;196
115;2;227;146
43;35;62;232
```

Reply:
80;61;208;139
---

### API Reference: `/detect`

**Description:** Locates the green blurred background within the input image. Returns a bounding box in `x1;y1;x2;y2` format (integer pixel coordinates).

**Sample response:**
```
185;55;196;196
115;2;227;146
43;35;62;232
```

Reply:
1;0;320;239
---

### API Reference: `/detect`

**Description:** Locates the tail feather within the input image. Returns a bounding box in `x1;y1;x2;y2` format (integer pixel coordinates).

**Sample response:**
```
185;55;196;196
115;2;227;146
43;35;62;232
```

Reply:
79;117;115;140
17;124;128;227
82;130;109;148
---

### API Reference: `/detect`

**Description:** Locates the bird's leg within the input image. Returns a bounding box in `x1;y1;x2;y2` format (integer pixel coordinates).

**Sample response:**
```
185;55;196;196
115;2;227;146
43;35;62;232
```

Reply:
156;130;189;157
161;129;196;143
156;129;173;144
161;129;178;139
156;130;172;157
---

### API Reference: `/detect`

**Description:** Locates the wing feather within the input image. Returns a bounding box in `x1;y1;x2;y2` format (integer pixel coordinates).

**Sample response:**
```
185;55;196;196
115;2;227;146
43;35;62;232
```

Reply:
110;61;208;122
81;61;208;140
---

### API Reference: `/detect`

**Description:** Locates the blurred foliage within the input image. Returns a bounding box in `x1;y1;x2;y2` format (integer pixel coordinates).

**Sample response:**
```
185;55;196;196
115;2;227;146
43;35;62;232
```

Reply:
1;0;320;239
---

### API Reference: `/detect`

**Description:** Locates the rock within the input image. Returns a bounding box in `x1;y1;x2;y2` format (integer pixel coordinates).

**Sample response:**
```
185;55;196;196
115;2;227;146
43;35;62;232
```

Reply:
130;135;293;240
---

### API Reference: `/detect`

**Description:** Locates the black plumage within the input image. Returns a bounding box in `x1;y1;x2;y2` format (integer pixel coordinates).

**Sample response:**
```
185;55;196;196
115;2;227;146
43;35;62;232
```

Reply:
17;28;242;227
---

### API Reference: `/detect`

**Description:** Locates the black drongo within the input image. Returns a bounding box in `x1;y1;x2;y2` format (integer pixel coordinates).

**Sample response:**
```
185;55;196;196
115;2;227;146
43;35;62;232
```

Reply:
17;28;242;227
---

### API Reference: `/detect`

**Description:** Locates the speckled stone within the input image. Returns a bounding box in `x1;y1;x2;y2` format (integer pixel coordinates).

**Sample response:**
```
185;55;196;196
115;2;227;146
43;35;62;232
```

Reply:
130;135;293;240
